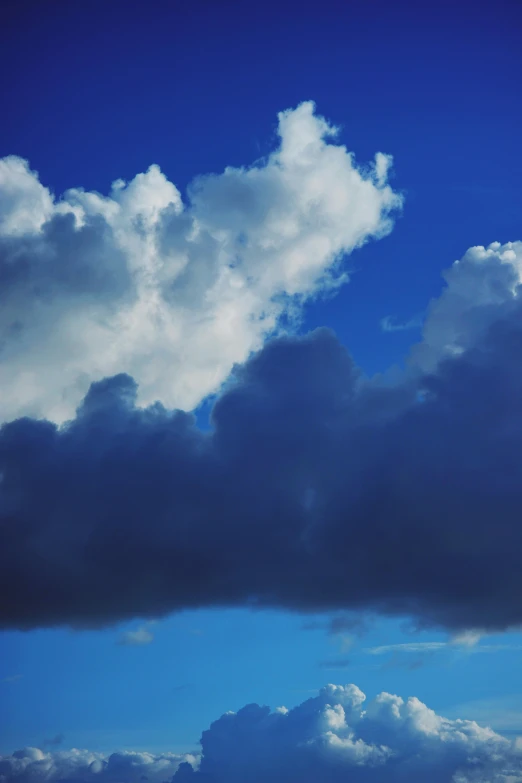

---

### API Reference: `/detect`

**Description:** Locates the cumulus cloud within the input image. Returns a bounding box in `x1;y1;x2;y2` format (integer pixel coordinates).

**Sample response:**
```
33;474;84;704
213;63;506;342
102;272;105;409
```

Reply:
0;102;401;424
182;683;522;783
2;239;522;632
0;746;195;783
5;684;519;783
410;241;522;371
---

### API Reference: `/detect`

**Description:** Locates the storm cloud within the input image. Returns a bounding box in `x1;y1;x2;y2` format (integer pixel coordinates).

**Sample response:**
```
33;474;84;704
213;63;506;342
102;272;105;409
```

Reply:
2;241;522;632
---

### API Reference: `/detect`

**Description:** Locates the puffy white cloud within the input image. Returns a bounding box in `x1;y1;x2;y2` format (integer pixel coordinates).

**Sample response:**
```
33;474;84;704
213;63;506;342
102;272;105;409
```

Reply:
0;157;53;236
0;746;196;783
2;684;521;782
0;102;401;424
186;683;522;783
410;241;522;372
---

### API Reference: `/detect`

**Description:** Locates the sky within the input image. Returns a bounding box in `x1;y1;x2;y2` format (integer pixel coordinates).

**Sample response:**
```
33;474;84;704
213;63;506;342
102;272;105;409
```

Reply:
1;1;522;781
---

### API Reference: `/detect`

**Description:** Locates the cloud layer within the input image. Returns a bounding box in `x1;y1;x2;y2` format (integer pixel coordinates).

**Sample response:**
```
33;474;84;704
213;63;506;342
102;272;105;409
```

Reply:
2;241;522;632
2;685;521;783
0;102;400;424
0;747;195;783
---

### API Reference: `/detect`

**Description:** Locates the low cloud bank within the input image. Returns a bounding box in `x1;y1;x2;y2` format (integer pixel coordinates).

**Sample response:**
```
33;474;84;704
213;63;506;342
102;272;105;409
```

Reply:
2;685;521;783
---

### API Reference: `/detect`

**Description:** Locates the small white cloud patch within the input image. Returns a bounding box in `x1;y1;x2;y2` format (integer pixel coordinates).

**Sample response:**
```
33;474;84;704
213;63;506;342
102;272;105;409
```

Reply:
117;625;154;646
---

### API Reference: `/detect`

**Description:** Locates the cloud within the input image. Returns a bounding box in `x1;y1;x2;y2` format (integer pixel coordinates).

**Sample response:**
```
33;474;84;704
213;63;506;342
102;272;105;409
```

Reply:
1;674;22;684
445;695;522;737
3;241;522;632
0;747;196;783
367;642;449;655
367;637;522;658
380;315;422;332
410;241;522;372
3;684;520;783
117;625;154;646
180;683;522;783
0;102;401;424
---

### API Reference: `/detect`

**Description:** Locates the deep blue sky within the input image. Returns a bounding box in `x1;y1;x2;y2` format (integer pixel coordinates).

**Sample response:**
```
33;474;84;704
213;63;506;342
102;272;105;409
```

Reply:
2;0;521;375
1;0;522;767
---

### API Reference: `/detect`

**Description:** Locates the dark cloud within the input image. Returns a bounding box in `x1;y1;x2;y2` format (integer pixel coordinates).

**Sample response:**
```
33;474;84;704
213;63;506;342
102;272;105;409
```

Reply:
2;299;522;632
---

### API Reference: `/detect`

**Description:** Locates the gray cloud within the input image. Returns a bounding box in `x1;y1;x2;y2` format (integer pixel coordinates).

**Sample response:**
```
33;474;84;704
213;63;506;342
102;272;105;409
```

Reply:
2;242;522;633
0;254;522;629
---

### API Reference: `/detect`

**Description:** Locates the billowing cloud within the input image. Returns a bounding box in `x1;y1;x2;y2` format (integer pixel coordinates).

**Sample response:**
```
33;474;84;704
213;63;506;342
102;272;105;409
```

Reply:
410;241;522;371
179;683;522;783
3;685;521;783
0;747;195;783
2;238;522;632
0;102;401;424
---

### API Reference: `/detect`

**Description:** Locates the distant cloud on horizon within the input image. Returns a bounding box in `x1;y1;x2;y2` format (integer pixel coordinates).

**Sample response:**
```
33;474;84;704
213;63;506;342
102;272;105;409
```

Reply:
2;684;521;783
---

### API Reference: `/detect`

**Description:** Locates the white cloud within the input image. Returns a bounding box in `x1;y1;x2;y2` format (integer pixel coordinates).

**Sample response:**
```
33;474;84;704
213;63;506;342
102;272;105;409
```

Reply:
410;241;522;372
366;636;522;657
3;684;522;782
367;641;448;654
117;625;154;646
189;683;522;782
0;102;402;424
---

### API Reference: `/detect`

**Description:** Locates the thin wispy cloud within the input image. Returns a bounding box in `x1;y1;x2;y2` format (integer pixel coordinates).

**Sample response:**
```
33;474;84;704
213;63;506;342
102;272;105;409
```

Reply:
2;673;23;684
380;314;422;332
366;639;522;656
117;626;154;646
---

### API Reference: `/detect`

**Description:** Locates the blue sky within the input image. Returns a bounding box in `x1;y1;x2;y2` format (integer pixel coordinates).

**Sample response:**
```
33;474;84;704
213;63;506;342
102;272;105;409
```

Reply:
1;2;522;782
